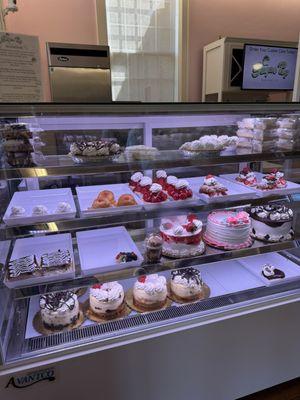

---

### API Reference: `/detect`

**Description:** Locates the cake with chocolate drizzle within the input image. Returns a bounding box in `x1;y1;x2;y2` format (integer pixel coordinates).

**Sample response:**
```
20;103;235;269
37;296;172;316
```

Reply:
170;267;207;302
250;204;294;243
69;140;121;157
39;291;80;330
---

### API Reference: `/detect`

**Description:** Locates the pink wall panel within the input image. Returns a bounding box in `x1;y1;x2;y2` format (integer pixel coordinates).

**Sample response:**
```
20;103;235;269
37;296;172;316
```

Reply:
5;0;98;100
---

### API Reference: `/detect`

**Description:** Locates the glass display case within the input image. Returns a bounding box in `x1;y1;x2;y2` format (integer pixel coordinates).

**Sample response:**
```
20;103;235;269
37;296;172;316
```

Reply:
1;102;300;370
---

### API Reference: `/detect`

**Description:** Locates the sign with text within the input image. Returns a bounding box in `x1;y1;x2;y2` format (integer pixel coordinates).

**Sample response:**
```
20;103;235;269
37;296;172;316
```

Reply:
242;44;298;90
0;32;43;102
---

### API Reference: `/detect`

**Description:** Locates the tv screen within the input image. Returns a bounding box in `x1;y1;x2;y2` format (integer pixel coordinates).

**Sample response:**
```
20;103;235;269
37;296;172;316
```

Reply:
242;44;298;90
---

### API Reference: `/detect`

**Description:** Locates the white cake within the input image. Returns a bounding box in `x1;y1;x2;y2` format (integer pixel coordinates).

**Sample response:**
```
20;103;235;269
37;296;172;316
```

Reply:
89;282;125;318
250;204;294;242
40;291;80;329
160;215;205;258
170;268;207;301
133;274;167;310
203;210;252;250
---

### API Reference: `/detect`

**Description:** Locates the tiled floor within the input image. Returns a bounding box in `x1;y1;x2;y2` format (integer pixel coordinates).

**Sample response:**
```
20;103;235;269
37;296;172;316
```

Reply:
239;378;300;400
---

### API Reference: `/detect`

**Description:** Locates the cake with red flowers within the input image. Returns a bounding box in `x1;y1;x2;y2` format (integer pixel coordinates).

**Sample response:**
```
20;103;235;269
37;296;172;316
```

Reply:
143;183;168;203
168;179;193;201
236;167;257;186
129;172;143;192
154;170;168;189
160;214;205;258
89;281;125;319
133;274;167;310
203;210;252;250
199;175;228;197
257;169;287;190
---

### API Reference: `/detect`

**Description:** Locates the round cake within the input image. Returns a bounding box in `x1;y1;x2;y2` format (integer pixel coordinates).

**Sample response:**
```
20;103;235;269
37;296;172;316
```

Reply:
160;214;205;258
89;282;125;319
170;268;207;302
40;291;80;330
133;274;167;310
203;210;252;250
250;204;294;242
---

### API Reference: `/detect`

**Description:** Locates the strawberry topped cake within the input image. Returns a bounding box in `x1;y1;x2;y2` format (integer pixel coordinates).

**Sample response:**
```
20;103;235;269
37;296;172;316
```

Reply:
154;170;168;189
236;167;257;186
133;274;167;310
89;281;125;319
203;210;252;250
257;169;287;190
160;214;205;258
199;175;228;197
168;179;193;201
143;183;168;203
129;171;143;191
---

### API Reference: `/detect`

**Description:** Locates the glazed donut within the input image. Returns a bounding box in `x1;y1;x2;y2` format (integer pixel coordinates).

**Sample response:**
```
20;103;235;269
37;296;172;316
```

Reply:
92;198;111;209
117;194;137;207
97;190;115;203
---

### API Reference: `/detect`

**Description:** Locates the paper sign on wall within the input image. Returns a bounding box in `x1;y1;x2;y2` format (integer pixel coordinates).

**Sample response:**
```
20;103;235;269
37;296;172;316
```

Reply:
0;32;43;102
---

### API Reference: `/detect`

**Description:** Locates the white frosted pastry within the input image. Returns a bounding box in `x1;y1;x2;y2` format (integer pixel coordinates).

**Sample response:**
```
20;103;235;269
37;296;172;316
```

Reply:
55;202;72;214
171;268;206;301
90;282;124;317
167;175;178;185
40;291;80;329
32;205;48;216
130;172;143;182
10;205;26;217
156;170;167;179
133;274;167;310
140;176;152;187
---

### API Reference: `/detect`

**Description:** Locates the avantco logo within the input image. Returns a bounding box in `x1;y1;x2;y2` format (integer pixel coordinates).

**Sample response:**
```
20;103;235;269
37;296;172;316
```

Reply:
6;367;56;389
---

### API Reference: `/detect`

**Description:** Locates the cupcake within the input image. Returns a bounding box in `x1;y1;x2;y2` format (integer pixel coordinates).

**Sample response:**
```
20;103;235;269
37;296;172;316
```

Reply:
133;274;167;310
170;268;207;302
145;233;163;262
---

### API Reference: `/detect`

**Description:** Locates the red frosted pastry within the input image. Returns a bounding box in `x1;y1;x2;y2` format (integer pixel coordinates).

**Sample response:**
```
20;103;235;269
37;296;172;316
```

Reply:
154;170;168;189
168;179;193;201
129;171;143;192
143;183;168;203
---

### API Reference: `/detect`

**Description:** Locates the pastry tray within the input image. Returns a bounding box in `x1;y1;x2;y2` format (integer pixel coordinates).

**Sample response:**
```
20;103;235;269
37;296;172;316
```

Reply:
76;184;143;217
186;176;257;203
76;226;143;276
4;233;75;289
221;172;300;198
3;188;76;226
238;253;300;286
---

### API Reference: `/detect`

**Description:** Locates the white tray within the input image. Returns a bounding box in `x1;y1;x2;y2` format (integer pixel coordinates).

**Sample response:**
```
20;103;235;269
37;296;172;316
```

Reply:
186;176;257;203
4;233;75;289
3;188;76;226
238;252;300;286
76;184;143;217
221;172;300;198
76;226;143;276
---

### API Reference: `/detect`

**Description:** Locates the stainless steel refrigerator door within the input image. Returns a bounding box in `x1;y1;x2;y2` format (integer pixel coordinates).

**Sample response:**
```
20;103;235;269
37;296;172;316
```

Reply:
49;67;112;102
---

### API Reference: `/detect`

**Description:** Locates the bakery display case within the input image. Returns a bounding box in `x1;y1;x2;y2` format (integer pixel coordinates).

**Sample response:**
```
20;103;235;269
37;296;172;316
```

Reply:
1;102;300;373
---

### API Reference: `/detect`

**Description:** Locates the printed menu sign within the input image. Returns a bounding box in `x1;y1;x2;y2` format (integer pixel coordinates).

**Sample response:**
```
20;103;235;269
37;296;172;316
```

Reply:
242;44;298;90
0;32;43;102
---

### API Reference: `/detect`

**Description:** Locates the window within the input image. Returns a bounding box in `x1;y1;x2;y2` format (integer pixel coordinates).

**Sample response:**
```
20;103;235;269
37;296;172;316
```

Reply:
105;0;179;101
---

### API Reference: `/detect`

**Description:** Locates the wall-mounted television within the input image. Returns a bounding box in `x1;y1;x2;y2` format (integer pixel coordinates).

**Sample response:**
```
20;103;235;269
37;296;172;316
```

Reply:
242;44;298;90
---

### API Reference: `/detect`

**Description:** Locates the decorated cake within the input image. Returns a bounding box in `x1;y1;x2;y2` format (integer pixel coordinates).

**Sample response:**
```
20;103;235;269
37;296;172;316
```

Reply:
40;249;72;271
8;255;38;279
256;169;287;190
89;282;125;318
168;179;193;201
170;268;208;302
199;175;228;197
69;140;121;157
203;210;252;250
236;167;257;186
250;204;294;242
160;214;205;258
39;291;80;330
133;274;167;310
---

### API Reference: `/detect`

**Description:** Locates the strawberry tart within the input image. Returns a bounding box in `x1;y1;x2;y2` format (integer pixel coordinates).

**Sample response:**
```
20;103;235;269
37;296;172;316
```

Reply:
168;179;193;201
133;274;167;310
203;210;252;250
89;282;125;319
199;175;228;197
160;214;205;258
236;167;257;186
143;183;168;203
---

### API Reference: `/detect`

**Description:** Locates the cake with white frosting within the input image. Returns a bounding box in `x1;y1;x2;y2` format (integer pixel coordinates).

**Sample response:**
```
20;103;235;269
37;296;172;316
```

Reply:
133;274;167;310
203;210;252;250
180;135;237;153
160;214;205;258
170;268;207;301
250;204;294;242
200;175;228;197
40;291;80;330
89;282;125;318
